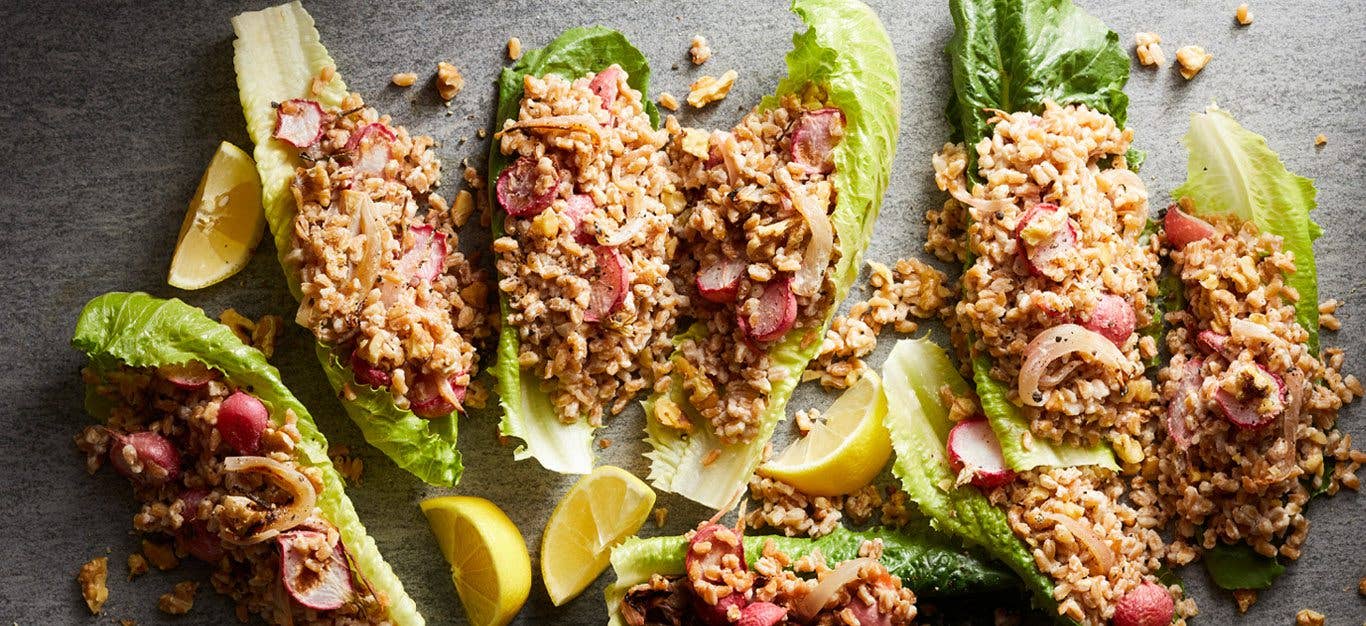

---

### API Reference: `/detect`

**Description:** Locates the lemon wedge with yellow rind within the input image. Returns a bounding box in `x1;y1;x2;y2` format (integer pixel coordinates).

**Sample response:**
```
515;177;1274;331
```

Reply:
167;141;264;290
758;370;891;496
541;465;655;606
420;496;531;626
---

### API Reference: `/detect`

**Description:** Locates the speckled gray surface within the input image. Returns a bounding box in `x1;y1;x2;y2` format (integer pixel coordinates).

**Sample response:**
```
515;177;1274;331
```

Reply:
1;1;1363;624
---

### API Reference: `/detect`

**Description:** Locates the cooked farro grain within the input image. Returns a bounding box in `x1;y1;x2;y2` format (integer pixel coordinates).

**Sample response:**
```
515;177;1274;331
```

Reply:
1236;4;1253;25
158;581;198;615
687;70;737;108
1175;45;1212;79
390;72;417;88
1315;133;1328;146
435;61;464;100
746;474;845;538
1295;608;1325;626
657;92;680;112
689;35;713;65
78;556;109;614
495;66;685;426
507;37;523;61
1135;32;1166;67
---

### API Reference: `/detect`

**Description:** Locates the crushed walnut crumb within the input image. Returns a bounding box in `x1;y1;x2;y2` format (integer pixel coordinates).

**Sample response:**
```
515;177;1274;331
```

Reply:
218;309;282;359
658;92;680;111
794;408;822;436
452;190;475;228
1315;133;1328;147
1358;576;1366;596
507;37;523;60
140;539;178;571
1135;32;1166;67
687;70;737;108
1233;589;1259;613
436;61;464;101
1295;608;1325;626
689;35;713;65
1175;45;1212;79
653;507;669;528
126;552;149;580
78;557;109;615
1236;3;1253;25
391;72;418;88
158;581;198;615
329;444;364;484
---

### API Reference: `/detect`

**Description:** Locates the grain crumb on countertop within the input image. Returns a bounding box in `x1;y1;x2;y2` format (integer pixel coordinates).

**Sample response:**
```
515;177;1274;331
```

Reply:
1358;575;1366;596
598;437;613;449
507;37;523;60
436;61;465;101
1315;133;1328;146
1294;608;1325;626
78;557;109;615
391;72;418;88
1233;589;1258;613
1236;3;1253;25
157;581;198;615
653;507;668;528
1175;45;1212;79
126;552;149;580
140;539;178;571
687;70;737;108
690;35;713;65
658;92;680;111
329;444;364;484
1135;32;1166;67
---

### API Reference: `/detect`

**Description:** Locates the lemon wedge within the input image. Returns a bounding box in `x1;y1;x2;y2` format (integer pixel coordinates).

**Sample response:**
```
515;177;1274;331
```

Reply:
420;496;531;626
541;465;655;606
758;370;891;496
167;141;264;290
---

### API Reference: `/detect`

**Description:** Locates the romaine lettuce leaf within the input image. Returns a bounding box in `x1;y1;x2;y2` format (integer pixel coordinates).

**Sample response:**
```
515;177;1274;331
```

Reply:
1172;106;1322;351
881;338;1063;620
605;525;1017;626
973;355;1117;472
232;2;464;486
73;292;422;626
644;0;901;509
485;26;656;475
1203;543;1284;591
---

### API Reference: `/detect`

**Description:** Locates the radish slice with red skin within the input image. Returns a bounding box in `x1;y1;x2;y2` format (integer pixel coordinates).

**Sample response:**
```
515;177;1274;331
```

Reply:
588;67;622;111
697;257;746;303
705;144;724;169
737;601;787;626
409;371;463;418
745;277;798;343
1083;293;1136;346
1019;324;1130;407
1113;581;1175;626
1014;203;1077;279
176;489;224;562
694;592;746;626
561;194;597;237
397;225;448;283
1196;330;1230;357
1215;364;1285;430
946;418;1016;489
585;246;630;323
685;523;746;580
1163;204;1217;250
159;361;218;390
109;431;181;486
273;99;324;148
789;108;844;174
277;530;354;611
349;349;391;388
844;599;892;626
1167;358;1201;450
345;123;395;177
217;391;270;455
496;156;559;217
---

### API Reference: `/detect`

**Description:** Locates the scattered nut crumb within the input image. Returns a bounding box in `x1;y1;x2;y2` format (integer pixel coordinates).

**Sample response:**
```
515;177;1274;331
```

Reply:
462;379;490;410
329;444;364;484
687;70;737;108
1358;575;1366;596
794;408;823;436
452;190;475;228
436;62;465;101
1233;589;1258;613
391;72;418;88
507;37;523;61
120;620;138;626
126;553;149;580
1236;3;1253;25
78;557;109;614
310;65;336;97
219;308;256;344
657;92;680;111
598;438;613;449
477;128;488;139
652;395;692;432
689;35;713;65
158;581;198;615
1134;32;1166;67
251;315;282;359
679;127;711;159
651;507;669;528
1294;608;1325;626
1175;45;1212;79
141;539;179;571
1315;133;1327;147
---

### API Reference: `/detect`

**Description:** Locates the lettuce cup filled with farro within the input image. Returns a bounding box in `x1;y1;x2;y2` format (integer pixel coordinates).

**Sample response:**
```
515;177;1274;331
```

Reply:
643;0;901;510
233;2;487;486
488;27;683;474
73;292;421;625
604;517;1022;626
1154;107;1362;598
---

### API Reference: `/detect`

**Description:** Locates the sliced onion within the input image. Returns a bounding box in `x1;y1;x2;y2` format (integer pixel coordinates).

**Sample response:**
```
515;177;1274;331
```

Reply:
720;133;742;183
595;215;647;247
497;115;603;141
776;167;834;298
342;190;390;296
795;558;875;621
1230;318;1280;346
1044;512;1114;576
1019;324;1130;406
222;456;318;545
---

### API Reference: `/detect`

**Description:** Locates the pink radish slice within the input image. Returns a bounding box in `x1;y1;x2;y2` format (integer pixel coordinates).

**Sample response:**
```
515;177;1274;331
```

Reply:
737;601;786;626
589;67;622;110
408;371;464;418
686;522;748;626
496;156;559;217
561;194;597;242
695;592;746;626
1014;203;1077;279
843;599;893;626
277;530;354;611
696;257;746;303
109;431;181;486
398;224;448;283
584;246;629;323
159;361;218;390
705;144;724;169
1167;358;1201;450
744;277;798;343
349;350;391;388
177;490;224;563
946;418;1015;489
273;99;325;148
1215;364;1285;430
1083;293;1136;346
1196;330;1231;357
789;108;844;174
1163;204;1217;250
344;123;395;177
1113;581;1175;626
217;391;270;455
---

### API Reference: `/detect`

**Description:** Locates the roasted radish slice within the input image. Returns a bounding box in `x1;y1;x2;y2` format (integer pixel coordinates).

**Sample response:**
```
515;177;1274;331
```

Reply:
1167;358;1201;450
349;349;391;388
398;224;448;283
1215;362;1285;430
273;99;324;148
409;371;463;418
738;601;787;626
686;523;748;625
585;246;629;323
1083;293;1136;346
345;123;395;177
1163;204;1216;250
1014;203;1077;280
496;156;559;217
561;194;596;236
744;277;797;343
109;431;181;486
588;66;622;110
946;418;1015;489
789;108;844;174
278;530;354;611
1113;581;1175;626
844;599;892;626
159;361;218;390
217;391;270;455
696;257;746;303
1196;330;1231;357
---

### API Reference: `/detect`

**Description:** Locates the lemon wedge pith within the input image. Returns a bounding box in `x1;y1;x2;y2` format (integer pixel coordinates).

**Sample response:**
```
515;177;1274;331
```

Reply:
167;141;264;290
758;370;891;496
420;496;531;626
541;465;656;606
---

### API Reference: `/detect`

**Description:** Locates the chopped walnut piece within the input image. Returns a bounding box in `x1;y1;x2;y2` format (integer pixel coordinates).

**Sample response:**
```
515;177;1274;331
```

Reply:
219;308;255;344
158;581;198;615
1175;45;1212;79
1135;32;1166;67
658;92;680;111
251;315;282;358
1236;3;1253;25
1315;133;1328;147
452;189;475;228
507;37;523;60
126;552;149;580
141;539;179;571
1295;609;1325;626
1233;589;1258;613
653;396;692;432
689;35;713;65
391;72;418;88
436;62;465;101
329;444;364;484
77;557;109;614
1358;575;1366;596
687;70;737;108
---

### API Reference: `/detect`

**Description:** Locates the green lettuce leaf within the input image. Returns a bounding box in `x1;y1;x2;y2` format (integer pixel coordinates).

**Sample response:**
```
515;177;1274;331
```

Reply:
73;292;422;626
644;0;901;509
973;355;1117;472
1171;106;1322;351
882;338;1063;621
232;2;463;486
485;26;656;474
605;525;1018;625
1203;543;1285;591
